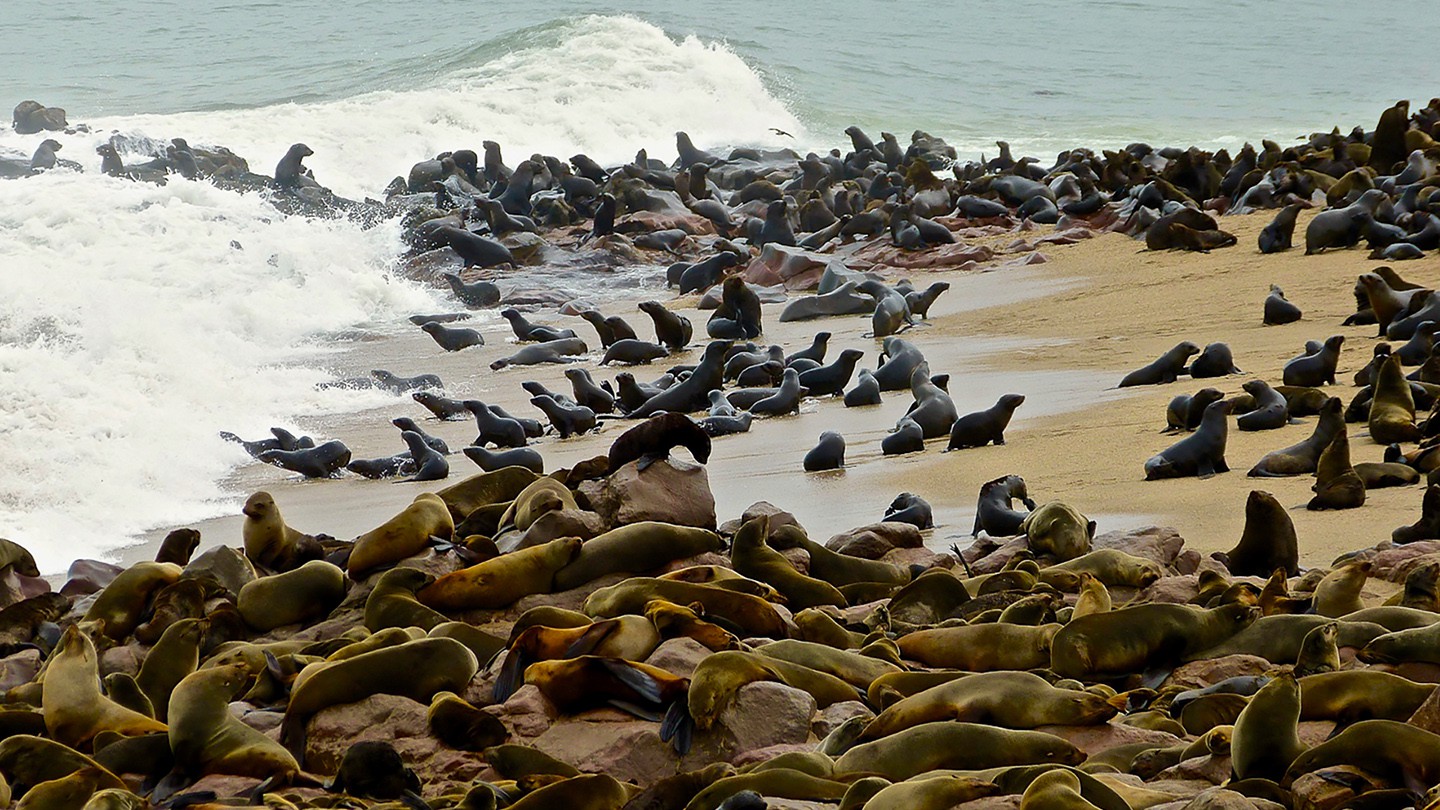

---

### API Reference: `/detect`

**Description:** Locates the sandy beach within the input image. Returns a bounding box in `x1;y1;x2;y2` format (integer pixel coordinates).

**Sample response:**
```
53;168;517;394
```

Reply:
122;208;1437;572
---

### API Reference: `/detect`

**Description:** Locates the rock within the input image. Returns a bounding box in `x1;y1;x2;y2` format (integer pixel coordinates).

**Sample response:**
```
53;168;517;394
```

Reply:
0;649;41;693
855;242;995;271
186;774;264;799
645;638;712;678
967;536;1030;575
100;644;143;677
1364;541;1440;582
1178;787;1273;810
1288;767;1380;810
1156;755;1232;785
12;101;67;134
954;798;1022;810
1409;682;1440;734
1297;721;1335;747
183;546;257;597
741;245;831;291
1035;722;1183;755
499;232;547;263
825;523;922;559
617;211;716;237
1165;656;1272;690
1174;549;1203;575
234;703;282;733
511;509;606;548
58;559;123;597
1094;526;1185;567
812;701;874;739
709;681;816;758
531;717;689;786
730;744;817;769
719;502;804;538
881;547;954;571
1144;575;1200;604
305;694;483;791
579;458;716;530
497;684;560;739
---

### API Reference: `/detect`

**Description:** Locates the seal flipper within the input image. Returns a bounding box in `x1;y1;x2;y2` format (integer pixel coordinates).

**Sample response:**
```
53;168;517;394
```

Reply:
562;622;619;658
660;699;695;755
401;790;435;810
636;452;668;472
493;648;531;702
599;658;663;703
1140;668;1172;690
606;699;663;722
152;769;196;803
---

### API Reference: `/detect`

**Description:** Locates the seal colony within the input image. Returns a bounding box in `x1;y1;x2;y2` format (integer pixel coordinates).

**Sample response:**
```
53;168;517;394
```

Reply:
5;98;1440;808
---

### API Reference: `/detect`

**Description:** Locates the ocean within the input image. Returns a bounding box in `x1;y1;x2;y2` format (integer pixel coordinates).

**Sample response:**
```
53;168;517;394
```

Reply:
0;3;1437;570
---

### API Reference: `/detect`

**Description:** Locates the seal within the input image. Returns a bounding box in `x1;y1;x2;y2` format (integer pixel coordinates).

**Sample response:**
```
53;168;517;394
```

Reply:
834;722;1083;780
750;368;806;417
858;279;912;338
165;663;307;793
1144;399;1231;480
281;637;478;764
780;283;874;322
400;430;449;482
1283;719;1440;788
490;339;589;371
1217;490;1299;577
552;523;724;591
464;400;531;449
901;362;957;439
579;309;638;348
500;309;579;343
638;300;693;351
1118;342;1200;387
83;561;183;640
1312;561;1370;617
884;492;933;529
418;537;581;611
1265;286;1303;324
628;341;729;418
274;143;313;188
1258;203;1304;254
419;320;484;352
155;528;201;566
947;394;1024;449
1248;396;1343;476
1020;501;1094;561
258;440;351;478
1190;342;1241;378
859;671;1118;740
585;577;786;638
441;272;501;308
494;618;663;701
347;492;454;577
1393;484;1440;544
530;395;596;438
237;559;346;632
1370;353;1421;443
1295;621;1341;677
798;349;864;398
1309;430;1365;510
238;491;324;573
905;282;950;319
858;775;998;810
607;412;711;473
1049;603;1257;679
898;623;1058;671
1282;335;1344;386
1228;671;1303;782
599;339;670;366
731;515;846;609
1165;387;1225;433
462;444;545;474
43;626;168;748
565;368;616;414
135;616;206;721
363;567;449;633
804;432;846;471
970;475;1037;536
1235;380;1288;431
880;418;925;455
426;691;508;752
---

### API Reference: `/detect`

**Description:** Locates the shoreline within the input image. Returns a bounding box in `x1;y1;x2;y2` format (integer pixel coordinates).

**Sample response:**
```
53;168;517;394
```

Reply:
115;206;1439;573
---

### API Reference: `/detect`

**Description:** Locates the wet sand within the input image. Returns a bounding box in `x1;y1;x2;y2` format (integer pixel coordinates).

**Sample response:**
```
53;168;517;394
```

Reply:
128;210;1437;569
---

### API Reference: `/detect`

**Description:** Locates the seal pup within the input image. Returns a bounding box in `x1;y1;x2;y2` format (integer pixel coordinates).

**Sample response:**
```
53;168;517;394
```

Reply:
420;321;484;351
1282;336;1344;386
1257;203;1303;254
1309;430;1365;510
905;282;950;319
1118;342;1200;387
803;432;846;472
947;394;1024;449
412;391;468;420
1263;284;1302;324
599;339;670;366
1235;380;1289;431
844;369;882;407
464;400;529;448
462;444;544;474
1165;387;1225;433
1144;399;1231;479
258;440;351;478
1190;343;1241;378
530;395;595;438
972;475;1036;536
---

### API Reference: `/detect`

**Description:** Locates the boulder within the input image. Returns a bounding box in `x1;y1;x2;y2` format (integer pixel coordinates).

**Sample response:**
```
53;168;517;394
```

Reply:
719;502;804;538
580;458;716;530
1409;682;1440;734
183;546;257;597
825;523;922;559
645;638;713;678
0;649;41;693
706;681;816;759
304;694;482;792
1035;722;1183;755
59;559;122;597
496;684;560;738
1288;767;1381;810
12;101;67;134
967;536;1030;575
741;245;831;290
1094;526;1185;567
1156;755;1232;785
812;701;874;739
1164;656;1272;690
1144;575;1200;605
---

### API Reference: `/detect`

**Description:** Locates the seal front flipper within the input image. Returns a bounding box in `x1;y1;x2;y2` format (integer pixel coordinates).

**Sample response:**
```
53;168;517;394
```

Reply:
660;699;695;755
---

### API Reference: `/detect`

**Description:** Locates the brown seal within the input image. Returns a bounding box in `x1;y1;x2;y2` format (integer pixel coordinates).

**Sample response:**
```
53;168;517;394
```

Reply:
1050;603;1257;679
418;537;582;612
859;671;1118;740
237;560;346;632
1370;353;1421;443
347;492;454;577
1216;490;1299;577
730;515;846;609
82;562;182;641
834;722;1083;780
552;522;725;591
1248;396;1344;476
167;663;309;790
1309;429;1366;510
43;626;167;748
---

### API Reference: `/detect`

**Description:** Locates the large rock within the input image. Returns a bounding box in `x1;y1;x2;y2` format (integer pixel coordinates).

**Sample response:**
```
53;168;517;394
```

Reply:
1164;656;1272;690
967;536;1030;574
854;241;995;271
812;701;873;739
1175;787;1282;810
1369;542;1440;583
496;684;560;738
58;559;122;597
531;716;690;786
1035;722;1183;755
12;101;67;134
1144;575;1200;604
304;694;482;791
706;681;816;759
645;638;712;678
580;458;716;530
1409;681;1440;734
1156;755;1232;785
1094;526;1185;567
741;245;831;290
183;546;257;596
1288;768;1381;810
882;547;954;571
719;502;804;538
825;523;922;559
0;649;40;693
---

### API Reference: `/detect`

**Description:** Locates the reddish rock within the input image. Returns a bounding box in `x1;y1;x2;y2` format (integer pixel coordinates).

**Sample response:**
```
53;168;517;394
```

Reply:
100;644;143;677
1035;722;1183;755
1165;656;1272;690
967;537;1030;575
497;684;560;738
730;744;817;769
811;700;874;739
740;245;831;290
1174;549;1203;575
719;502;804;537
825;523;923;559
855;242;995;271
1289;767;1381;810
617;211;716;236
1094;526;1185;567
580;458;716;530
881;547;954;571
303;694;482;790
58;559;122;598
0;649;41;693
645;638;712;678
1156;754;1232;785
1144;575;1200;604
707;681;816;758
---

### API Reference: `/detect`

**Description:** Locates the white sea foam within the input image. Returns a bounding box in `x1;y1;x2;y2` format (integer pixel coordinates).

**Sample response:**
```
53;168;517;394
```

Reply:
0;15;804;571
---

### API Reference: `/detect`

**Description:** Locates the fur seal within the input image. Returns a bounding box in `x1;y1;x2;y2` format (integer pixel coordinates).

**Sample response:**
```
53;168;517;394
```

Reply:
464;400;531;448
585;578;786;638
843;369;882;407
898;623;1058;671
552;523;724;591
166;663;305;791
1219;490;1300;577
1190;343;1241;378
607;412;711;473
1229;671;1303;782
947;394;1024;449
83;561;182;640
346;492;453;577
1144;399;1231;479
418;537;581;611
1248;396;1343;476
1284;719;1440;788
1282;335;1343;386
437;225;515;268
400;430;449;481
902;363;957;439
239;491;325;572
798;349;864;398
427;691;508;752
237;560;346;631
859;671;1117;740
1370;353;1421;442
638;301;693;350
1258;204;1303;254
599;339;670;366
363;567;448;633
881;418;925;455
1020;501;1094;561
779;283;874;322
1050;603;1257;679
462;445;544;474
1118;342;1200;387
1165;387;1225;433
564;368;616;414
834;722;1083;780
43;626;167;748
1309;429;1365;510
529;395;596;438
1393;484;1440;543
804;432;846;471
972;475;1036;536
258;440;351;478
1295;621;1341;677
420;321;484;351
274;143;313;188
731;515;846;609
1235;380;1288;431
441;272;501;308
884;492;933;529
489;338;588;370
750;368;806;417
861;775;998;810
